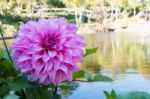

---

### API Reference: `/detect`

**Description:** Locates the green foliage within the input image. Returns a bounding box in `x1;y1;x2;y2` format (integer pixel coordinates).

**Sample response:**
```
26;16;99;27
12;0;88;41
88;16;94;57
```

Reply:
62;0;86;7
73;70;85;79
0;48;17;79
0;58;16;79
126;91;150;99
7;77;29;91
84;70;93;80
88;74;113;82
0;83;9;97
84;48;98;57
117;91;150;99
73;70;113;82
104;90;117;99
48;0;65;7
25;86;62;99
59;82;79;97
34;87;52;99
104;90;150;99
0;11;24;25
0;48;5;58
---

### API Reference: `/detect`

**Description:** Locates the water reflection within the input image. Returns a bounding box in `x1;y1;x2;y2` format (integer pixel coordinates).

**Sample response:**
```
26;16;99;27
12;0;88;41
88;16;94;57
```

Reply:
60;82;80;98
64;32;150;99
81;32;150;78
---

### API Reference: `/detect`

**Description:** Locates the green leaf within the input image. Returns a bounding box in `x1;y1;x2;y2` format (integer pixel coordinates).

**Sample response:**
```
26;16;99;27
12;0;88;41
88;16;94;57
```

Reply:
34;87;51;99
84;48;98;57
84;71;92;80
73;71;113;82
59;85;72;90
0;48;5;58
0;83;9;96
0;58;16;78
25;86;35;99
73;71;85;79
0;58;12;70
111;90;116;98
59;82;79;93
124;91;150;99
104;90;116;99
7;77;29;91
104;91;112;99
88;74;113;82
4;94;19;99
0;48;10;60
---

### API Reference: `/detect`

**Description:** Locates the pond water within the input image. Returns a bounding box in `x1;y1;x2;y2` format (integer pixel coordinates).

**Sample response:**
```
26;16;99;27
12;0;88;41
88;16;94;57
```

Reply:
63;32;150;99
1;32;150;99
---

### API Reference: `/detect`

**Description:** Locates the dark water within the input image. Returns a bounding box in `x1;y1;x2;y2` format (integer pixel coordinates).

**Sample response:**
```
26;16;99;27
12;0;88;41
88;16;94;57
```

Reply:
64;32;150;99
1;32;150;99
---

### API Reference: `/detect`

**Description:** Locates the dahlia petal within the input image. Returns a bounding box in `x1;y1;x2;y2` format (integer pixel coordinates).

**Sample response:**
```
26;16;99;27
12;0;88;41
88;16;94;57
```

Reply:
43;52;49;62
57;52;63;62
53;57;61;70
58;17;67;24
36;65;44;73
48;70;56;82
18;55;31;62
49;21;59;35
38;18;50;34
63;53;74;65
54;70;64;85
43;61;53;72
65;63;79;72
65;70;72;81
21;66;33;74
33;54;43;61
73;56;83;62
43;50;56;62
39;73;48;83
13;50;23;58
67;24;77;33
48;50;56;58
63;42;72;47
16;60;31;68
60;64;67;73
32;60;44;73
30;71;39;81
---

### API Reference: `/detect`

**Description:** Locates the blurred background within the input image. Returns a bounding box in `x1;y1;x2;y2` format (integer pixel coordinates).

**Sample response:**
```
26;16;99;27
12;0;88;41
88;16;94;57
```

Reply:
1;0;150;99
0;0;150;34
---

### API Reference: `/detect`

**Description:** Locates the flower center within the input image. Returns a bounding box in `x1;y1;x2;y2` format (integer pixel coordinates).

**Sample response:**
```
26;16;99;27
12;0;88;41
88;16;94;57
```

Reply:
43;36;58;49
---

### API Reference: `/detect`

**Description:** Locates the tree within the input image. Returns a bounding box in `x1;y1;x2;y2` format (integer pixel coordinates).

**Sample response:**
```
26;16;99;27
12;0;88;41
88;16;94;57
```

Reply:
128;0;141;16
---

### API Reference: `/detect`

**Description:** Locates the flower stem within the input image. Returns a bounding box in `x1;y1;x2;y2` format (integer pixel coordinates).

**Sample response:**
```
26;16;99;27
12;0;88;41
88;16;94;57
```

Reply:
53;85;58;95
21;89;26;98
0;33;13;63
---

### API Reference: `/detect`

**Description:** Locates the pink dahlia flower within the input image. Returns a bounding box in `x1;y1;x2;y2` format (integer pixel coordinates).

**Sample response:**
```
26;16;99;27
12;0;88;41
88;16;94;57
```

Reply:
12;18;85;85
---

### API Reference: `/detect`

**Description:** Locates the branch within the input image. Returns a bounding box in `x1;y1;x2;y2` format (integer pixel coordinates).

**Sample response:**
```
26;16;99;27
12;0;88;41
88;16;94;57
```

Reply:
72;79;88;82
63;79;89;83
0;35;16;40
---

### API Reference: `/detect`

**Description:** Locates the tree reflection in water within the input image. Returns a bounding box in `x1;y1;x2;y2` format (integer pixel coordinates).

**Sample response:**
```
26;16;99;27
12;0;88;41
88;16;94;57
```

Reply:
80;32;150;80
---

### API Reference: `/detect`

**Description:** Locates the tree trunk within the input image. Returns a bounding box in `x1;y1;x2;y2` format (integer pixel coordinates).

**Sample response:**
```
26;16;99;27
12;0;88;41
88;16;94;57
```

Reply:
133;6;136;16
75;8;78;26
79;7;83;25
